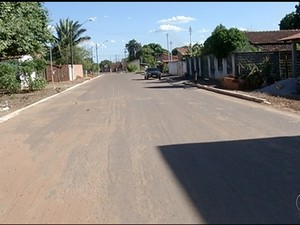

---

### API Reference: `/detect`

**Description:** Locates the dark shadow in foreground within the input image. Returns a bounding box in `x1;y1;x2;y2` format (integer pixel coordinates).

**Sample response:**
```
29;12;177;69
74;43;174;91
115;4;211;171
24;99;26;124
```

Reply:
131;78;145;81
158;136;300;224
144;85;185;89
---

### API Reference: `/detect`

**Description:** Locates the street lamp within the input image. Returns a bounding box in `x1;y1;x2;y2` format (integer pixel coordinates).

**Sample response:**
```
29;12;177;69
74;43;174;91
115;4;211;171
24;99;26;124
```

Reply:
96;40;108;74
70;17;95;81
82;17;96;26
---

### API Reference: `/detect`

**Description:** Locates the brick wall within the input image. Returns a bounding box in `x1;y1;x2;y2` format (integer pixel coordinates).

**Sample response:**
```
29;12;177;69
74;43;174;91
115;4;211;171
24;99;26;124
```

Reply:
234;51;279;78
234;51;300;80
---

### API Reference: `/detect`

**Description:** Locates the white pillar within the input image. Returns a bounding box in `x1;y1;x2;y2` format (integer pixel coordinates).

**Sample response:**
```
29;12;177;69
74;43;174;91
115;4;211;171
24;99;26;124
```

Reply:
292;41;297;78
198;57;202;78
207;56;211;78
231;54;235;76
222;58;227;77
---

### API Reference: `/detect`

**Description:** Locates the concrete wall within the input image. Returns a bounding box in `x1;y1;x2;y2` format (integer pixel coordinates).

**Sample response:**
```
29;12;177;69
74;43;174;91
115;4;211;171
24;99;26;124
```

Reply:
168;61;187;76
46;64;83;82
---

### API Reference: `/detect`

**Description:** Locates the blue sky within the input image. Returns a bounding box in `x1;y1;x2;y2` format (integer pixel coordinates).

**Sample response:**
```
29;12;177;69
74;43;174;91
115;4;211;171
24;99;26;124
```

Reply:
44;1;297;62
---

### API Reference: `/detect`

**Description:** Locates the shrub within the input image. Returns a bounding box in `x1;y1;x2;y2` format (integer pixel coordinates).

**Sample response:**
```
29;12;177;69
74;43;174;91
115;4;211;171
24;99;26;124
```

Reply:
126;64;139;72
0;63;20;93
28;75;47;91
20;58;48;91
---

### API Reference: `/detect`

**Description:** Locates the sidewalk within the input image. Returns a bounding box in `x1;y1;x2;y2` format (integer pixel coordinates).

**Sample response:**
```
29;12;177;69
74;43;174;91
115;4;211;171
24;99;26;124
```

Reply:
165;75;270;104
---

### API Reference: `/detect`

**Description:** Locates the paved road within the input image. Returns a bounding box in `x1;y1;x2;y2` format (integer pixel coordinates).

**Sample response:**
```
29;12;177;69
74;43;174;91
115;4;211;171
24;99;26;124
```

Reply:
1;72;300;224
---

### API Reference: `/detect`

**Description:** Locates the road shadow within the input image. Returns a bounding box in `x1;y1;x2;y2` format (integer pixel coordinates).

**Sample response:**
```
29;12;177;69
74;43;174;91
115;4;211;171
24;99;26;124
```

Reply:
144;79;170;84
144;85;185;89
158;136;300;224
132;78;145;81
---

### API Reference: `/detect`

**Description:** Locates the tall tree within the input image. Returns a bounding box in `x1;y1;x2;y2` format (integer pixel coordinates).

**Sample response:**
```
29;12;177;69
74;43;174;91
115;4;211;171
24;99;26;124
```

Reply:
203;24;247;58
279;2;300;30
136;43;167;66
125;39;142;61
187;43;204;57
52;18;91;64
136;45;155;66
147;43;166;59
0;2;52;59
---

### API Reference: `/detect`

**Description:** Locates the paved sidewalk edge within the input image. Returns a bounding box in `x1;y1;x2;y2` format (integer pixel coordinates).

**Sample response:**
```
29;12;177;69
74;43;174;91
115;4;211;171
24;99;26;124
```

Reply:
167;77;271;105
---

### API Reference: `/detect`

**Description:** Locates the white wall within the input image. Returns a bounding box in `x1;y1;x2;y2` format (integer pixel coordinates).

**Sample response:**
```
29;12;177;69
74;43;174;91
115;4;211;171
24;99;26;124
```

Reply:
18;55;37;90
168;62;178;75
168;61;187;76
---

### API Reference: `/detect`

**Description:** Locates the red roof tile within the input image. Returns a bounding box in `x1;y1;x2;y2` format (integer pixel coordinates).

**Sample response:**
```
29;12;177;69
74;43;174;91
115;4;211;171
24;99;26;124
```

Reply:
278;32;300;41
176;46;189;55
244;30;300;51
245;30;300;44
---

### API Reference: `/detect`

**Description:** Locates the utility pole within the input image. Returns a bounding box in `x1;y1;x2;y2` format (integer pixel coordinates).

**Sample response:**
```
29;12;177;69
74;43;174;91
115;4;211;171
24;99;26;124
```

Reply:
49;45;55;89
166;33;170;62
96;44;99;74
90;46;93;63
124;48;127;60
189;26;192;47
170;41;173;62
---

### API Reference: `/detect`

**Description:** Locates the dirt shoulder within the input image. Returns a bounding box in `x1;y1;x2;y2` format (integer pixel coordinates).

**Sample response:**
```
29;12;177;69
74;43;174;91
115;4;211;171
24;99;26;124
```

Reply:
0;77;91;118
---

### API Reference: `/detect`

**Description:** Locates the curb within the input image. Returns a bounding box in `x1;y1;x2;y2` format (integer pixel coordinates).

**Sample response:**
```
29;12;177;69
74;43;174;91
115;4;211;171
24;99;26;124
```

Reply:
168;78;270;105
0;75;102;124
187;81;271;104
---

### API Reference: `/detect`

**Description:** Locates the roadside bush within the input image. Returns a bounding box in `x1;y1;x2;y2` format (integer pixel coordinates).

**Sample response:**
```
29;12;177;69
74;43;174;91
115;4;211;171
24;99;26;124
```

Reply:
0;63;20;93
126;64;139;72
28;75;47;91
20;58;48;91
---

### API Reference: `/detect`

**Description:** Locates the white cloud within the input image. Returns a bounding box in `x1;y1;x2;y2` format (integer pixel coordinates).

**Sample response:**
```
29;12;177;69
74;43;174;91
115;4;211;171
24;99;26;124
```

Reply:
197;28;210;33
158;16;196;24
78;39;94;47
110;40;116;43
183;41;202;46
151;24;182;33
121;39;126;43
236;27;247;31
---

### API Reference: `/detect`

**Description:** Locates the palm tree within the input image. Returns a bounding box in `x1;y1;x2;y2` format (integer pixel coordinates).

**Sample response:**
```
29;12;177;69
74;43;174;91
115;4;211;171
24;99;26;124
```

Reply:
52;18;91;64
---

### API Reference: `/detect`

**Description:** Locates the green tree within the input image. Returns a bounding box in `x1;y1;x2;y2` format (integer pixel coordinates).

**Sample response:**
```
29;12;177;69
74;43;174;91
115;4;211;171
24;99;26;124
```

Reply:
147;43;166;59
203;24;247;58
279;2;300;30
125;39;142;61
73;46;93;71
279;12;297;30
136;43;167;66
52;18;91;65
187;43;204;57
136;45;155;66
0;2;53;59
100;59;112;71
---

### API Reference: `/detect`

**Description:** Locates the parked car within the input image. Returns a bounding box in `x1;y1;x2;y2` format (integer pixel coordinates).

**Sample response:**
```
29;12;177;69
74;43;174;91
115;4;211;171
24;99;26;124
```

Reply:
144;67;161;80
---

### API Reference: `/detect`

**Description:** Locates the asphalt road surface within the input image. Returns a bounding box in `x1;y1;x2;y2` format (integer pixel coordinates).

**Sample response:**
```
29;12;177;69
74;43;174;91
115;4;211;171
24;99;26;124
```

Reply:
1;72;300;224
